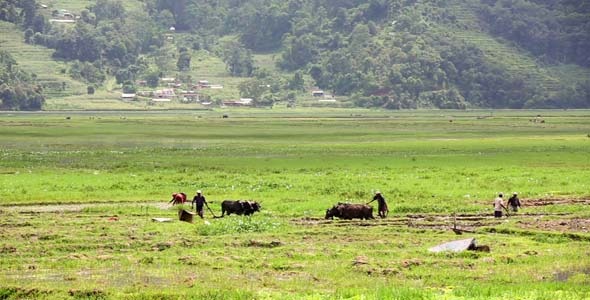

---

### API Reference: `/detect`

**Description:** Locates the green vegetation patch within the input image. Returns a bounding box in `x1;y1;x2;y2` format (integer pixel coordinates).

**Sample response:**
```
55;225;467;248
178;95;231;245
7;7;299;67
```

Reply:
0;109;588;298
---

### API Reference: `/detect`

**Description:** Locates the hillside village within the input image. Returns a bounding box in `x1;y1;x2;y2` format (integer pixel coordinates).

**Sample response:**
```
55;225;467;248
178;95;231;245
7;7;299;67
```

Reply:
0;0;588;110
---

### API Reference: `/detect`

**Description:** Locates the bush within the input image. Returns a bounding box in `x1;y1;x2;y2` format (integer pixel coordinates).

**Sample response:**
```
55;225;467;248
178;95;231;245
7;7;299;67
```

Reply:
196;217;282;236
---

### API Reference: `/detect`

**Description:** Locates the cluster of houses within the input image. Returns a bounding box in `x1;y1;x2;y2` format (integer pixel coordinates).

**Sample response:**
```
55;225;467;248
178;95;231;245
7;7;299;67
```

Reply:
120;77;337;107
312;89;336;103
121;78;225;105
222;98;253;107
48;8;78;24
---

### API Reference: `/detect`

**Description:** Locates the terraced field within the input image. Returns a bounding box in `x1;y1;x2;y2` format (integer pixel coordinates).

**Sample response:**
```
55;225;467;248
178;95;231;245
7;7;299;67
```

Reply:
452;30;561;92
443;0;582;96
44;0;144;14
0;21;87;99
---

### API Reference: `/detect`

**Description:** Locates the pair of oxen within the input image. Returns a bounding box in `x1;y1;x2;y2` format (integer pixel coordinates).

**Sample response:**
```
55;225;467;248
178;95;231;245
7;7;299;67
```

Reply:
170;193;261;216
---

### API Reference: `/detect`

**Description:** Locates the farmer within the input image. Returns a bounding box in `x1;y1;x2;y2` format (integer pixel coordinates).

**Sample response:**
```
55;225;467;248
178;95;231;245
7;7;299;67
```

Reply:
192;190;207;219
507;192;521;212
493;193;506;218
368;191;388;218
169;192;187;205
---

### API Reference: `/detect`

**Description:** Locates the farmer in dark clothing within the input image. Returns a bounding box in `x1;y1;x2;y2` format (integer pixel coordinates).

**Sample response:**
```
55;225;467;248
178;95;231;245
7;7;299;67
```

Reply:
368;191;388;218
507;192;521;212
192;190;207;219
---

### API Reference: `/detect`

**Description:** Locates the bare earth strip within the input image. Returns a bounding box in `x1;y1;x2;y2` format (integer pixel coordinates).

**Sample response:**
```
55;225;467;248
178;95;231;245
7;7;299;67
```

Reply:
0;202;171;213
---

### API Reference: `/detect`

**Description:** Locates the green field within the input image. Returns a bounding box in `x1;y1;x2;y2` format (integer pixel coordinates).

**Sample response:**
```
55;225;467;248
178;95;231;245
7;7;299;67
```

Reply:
0;109;589;299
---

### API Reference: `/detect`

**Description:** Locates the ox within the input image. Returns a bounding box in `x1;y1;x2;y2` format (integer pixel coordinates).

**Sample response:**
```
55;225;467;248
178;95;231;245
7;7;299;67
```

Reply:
325;203;374;220
221;200;261;217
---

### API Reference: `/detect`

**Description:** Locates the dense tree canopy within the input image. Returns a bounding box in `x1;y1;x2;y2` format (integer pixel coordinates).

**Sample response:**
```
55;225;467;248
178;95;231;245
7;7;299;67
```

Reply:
2;0;589;109
0;51;45;110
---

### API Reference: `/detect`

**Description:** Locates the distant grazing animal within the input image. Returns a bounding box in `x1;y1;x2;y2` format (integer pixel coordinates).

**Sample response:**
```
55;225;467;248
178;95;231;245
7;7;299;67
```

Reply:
221;200;261;216
169;192;187;205
325;203;374;220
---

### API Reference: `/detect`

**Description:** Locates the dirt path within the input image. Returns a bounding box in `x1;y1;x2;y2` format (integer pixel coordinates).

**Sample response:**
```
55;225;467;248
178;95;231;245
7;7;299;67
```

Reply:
517;218;590;233
522;198;590;206
0;202;171;213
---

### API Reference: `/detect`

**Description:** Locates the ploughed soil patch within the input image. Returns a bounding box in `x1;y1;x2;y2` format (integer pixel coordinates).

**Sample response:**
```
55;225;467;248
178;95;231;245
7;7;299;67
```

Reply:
0;202;170;213
293;212;582;233
522;197;590;207
293;213;505;231
517;218;590;233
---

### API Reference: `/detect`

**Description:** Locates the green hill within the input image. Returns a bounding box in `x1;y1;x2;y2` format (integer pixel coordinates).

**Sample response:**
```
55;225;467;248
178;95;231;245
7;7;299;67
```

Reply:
443;0;588;95
46;0;143;14
0;21;86;98
0;0;588;110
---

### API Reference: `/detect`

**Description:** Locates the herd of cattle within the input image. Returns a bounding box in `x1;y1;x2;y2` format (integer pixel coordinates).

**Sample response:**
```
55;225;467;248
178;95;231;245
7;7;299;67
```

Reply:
171;193;375;219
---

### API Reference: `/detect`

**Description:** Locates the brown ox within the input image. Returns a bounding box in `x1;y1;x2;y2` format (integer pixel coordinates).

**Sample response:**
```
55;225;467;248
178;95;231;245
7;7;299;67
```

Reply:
325;203;374;220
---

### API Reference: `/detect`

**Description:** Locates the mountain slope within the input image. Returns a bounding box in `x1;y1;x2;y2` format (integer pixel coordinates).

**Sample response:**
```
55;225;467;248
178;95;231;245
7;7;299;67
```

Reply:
0;21;86;98
444;0;587;95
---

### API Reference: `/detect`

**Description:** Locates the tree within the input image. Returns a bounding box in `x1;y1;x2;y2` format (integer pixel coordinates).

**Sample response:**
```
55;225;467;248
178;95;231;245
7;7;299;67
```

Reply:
279;34;320;70
287;71;305;91
156;9;175;28
20;0;37;27
0;1;20;23
177;48;191;71
69;61;105;84
144;70;160;88
31;14;48;33
154;0;189;30
222;41;254;77
80;9;96;25
122;80;136;93
24;28;34;43
239;4;291;51
238;78;269;102
92;0;125;22
0;51;45;110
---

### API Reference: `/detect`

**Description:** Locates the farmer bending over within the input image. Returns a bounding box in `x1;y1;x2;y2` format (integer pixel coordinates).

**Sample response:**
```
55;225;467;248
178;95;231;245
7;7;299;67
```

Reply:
368;191;388;218
169;192;186;205
192;190;207;219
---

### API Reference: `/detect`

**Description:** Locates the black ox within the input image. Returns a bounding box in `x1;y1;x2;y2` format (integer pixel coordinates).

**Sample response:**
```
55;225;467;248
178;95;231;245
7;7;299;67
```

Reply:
325;203;374;220
221;200;261;217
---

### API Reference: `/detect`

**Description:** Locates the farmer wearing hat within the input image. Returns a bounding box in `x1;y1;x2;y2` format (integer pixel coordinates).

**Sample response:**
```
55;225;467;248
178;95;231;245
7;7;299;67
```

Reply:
493;192;506;218
507;192;521;212
368;191;388;218
192;190;207;219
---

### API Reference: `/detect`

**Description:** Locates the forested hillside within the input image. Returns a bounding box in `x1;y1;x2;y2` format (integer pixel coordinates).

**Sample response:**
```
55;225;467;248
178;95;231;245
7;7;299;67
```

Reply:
1;0;589;110
0;50;44;110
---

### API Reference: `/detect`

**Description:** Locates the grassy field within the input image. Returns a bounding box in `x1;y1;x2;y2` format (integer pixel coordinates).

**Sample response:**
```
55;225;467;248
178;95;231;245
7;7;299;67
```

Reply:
0;109;589;299
46;0;144;14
